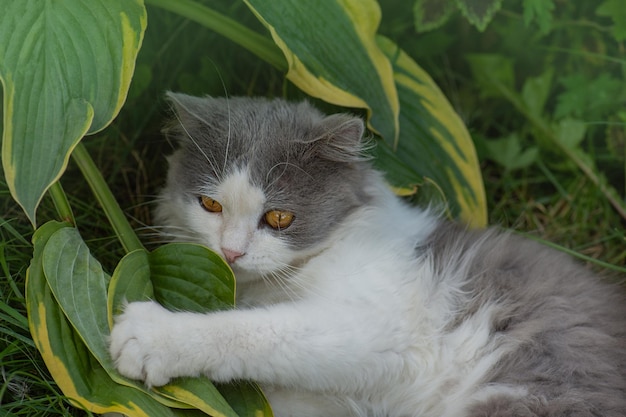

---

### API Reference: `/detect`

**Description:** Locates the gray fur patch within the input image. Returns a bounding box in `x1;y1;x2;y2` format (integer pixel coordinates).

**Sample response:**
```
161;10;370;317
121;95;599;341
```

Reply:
426;222;626;415
163;93;374;250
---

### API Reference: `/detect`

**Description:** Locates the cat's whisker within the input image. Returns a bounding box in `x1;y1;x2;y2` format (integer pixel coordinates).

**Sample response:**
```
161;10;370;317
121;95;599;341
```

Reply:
261;261;327;302
223;93;232;175
265;161;314;191
167;102;224;183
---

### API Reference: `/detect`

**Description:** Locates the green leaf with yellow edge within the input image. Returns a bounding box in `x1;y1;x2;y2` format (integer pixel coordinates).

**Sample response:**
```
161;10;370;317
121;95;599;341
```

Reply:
149;243;235;313
109;244;269;417
0;0;146;225
244;0;400;146
375;37;486;227
108;249;155;328
40;226;266;416
38;225;194;410
27;221;197;416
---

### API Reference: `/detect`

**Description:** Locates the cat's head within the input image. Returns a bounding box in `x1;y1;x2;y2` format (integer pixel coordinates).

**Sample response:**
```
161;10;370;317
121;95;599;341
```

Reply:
155;92;375;281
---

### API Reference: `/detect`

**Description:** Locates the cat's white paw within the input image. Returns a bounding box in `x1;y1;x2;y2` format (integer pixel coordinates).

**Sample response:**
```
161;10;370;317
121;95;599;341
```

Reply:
109;301;176;387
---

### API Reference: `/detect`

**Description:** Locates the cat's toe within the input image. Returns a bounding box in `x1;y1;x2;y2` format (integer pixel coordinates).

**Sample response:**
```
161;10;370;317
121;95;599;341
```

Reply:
109;301;174;386
111;336;147;381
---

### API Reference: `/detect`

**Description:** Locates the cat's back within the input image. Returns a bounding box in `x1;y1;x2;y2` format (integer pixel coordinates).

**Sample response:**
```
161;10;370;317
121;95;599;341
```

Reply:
425;222;626;416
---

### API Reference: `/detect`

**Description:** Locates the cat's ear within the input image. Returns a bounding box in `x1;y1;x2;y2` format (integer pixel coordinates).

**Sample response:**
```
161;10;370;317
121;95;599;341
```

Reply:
163;92;215;140
309;114;367;163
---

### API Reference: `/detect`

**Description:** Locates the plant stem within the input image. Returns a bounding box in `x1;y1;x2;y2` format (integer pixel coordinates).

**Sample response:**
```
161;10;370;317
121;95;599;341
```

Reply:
71;143;144;253
48;182;75;226
145;0;287;72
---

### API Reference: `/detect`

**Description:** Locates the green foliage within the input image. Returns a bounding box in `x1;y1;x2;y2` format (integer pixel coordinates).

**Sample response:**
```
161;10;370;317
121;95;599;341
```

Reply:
409;0;626;265
522;0;554;34
597;0;626;41
0;0;146;225
413;0;504;32
2;0;625;415
1;0;488;415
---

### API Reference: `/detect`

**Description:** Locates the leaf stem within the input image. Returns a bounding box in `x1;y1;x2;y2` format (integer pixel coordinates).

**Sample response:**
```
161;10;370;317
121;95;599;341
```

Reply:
145;0;287;72
48;182;76;226
71;143;144;253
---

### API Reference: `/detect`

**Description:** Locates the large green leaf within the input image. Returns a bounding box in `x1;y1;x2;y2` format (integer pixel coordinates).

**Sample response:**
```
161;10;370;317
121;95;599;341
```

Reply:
244;0;400;145
27;222;195;416
109;245;268;417
149;243;234;313
375;37;486;226
31;223;269;416
0;0;146;224
243;0;485;225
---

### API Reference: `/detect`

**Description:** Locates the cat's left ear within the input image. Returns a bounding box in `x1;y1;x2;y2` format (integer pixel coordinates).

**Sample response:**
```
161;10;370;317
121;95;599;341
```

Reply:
310;114;366;163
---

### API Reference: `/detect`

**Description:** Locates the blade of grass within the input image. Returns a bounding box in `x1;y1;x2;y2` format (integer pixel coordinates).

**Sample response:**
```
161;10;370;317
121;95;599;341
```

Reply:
70;143;144;253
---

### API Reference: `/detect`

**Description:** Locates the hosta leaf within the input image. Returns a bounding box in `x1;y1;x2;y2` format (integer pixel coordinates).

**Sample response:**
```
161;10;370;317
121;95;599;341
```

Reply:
149;243;235;313
27;221;192;416
108;244;263;417
375;37;486;227
244;0;400;146
0;0;146;224
143;243;270;417
40;227;264;416
108;249;155;328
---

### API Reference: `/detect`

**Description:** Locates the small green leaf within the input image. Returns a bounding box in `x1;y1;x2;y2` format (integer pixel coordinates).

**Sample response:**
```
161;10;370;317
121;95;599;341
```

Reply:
454;0;504;31
483;134;539;171
413;0;456;33
555;73;623;121
466;54;515;98
522;0;555;34
0;0;147;224
554;118;587;150
597;0;626;41
521;68;554;118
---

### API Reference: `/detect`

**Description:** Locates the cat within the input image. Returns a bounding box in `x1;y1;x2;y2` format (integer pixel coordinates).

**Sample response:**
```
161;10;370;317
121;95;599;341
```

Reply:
109;92;626;417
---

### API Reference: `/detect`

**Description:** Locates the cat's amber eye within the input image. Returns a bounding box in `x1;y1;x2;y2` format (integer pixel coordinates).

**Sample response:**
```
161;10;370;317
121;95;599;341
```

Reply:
199;196;223;213
265;210;295;230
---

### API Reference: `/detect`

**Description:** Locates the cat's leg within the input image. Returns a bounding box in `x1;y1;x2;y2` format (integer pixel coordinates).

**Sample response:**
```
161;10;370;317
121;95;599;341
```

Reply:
109;300;403;393
262;386;363;417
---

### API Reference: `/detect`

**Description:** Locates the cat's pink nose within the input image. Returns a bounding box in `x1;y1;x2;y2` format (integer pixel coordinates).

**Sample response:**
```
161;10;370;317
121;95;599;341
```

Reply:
221;248;244;264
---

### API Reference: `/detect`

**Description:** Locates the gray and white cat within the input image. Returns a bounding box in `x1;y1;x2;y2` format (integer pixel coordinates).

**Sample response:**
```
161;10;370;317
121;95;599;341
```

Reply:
110;93;626;417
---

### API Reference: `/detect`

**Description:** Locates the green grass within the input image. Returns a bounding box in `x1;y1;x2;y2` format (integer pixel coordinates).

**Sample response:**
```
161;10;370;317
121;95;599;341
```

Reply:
1;1;625;415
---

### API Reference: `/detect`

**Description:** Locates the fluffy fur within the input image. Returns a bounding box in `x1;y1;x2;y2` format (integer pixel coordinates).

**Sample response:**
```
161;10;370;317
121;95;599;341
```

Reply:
109;93;626;417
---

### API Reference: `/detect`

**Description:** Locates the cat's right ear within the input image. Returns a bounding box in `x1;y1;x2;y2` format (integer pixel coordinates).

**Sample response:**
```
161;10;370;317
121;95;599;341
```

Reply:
164;92;210;131
163;92;223;146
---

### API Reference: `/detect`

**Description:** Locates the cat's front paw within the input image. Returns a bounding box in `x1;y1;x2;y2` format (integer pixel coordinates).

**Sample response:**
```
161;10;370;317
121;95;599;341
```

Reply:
109;301;177;387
